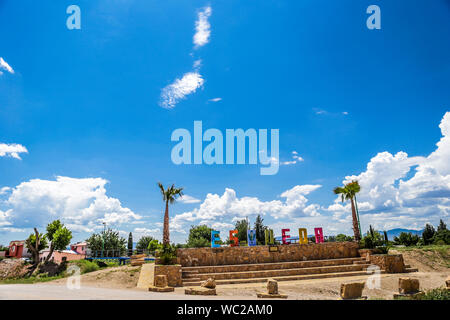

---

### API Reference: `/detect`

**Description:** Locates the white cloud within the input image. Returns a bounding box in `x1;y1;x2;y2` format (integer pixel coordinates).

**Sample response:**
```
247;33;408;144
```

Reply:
328;112;450;232
179;195;201;204
193;6;212;48
172;185;322;235
280;151;304;165
0;176;141;233
0;143;28;160
208;97;222;102
0;187;11;195
159;72;204;109
0;57;14;75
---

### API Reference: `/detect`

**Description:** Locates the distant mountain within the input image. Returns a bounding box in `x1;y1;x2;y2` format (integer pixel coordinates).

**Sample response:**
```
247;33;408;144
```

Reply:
385;228;423;240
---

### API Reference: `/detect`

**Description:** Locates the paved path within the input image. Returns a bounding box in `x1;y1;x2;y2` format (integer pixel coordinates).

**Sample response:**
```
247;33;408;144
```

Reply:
0;283;256;300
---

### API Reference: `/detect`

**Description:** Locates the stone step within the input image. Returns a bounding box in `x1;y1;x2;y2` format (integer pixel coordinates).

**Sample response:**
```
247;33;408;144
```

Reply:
186;264;371;281
182;257;366;276
182;269;386;286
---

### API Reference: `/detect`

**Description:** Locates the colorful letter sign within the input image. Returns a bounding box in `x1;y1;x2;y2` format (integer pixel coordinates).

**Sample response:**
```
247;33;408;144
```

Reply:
265;229;274;245
282;229;290;245
211;230;221;248
314;227;324;243
229;229;239;247
247;229;257;246
298;228;308;244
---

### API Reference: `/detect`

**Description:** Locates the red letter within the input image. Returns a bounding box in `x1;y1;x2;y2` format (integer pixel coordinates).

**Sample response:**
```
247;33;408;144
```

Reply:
229;230;239;247
314;227;324;243
282;229;290;245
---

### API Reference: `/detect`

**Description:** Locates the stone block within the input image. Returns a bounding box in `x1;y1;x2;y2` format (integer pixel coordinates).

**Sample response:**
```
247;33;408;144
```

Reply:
340;282;365;300
369;254;406;273
148;286;174;292
185;287;217;295
201;278;216;289
399;278;420;294
154;264;182;287
267;279;278;294
256;292;288;299
154;275;168;288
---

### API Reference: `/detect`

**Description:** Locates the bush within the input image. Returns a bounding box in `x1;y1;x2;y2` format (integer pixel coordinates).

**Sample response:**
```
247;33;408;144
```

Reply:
375;246;390;254
400;288;450;300
360;226;384;249
69;260;100;274
157;244;177;265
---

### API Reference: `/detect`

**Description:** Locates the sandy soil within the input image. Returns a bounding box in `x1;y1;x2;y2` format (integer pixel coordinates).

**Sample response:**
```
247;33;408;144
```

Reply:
42;248;449;300
51;265;141;289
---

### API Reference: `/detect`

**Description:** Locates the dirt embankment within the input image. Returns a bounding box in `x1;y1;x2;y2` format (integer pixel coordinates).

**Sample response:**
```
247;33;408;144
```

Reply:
51;265;141;289
0;259;29;279
390;247;450;272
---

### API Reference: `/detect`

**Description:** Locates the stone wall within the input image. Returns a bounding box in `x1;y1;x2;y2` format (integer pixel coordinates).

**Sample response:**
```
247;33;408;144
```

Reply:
369;254;406;273
154;264;182;287
176;242;360;267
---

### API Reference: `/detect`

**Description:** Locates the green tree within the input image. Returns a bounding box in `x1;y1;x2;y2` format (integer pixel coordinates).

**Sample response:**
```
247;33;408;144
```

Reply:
432;220;449;245
158;183;184;245
128;232;133;256
437;219;447;232
422;223;436;245
44;220;72;263
86;228;127;256
235;219;249;242
136;236;155;251
333;181;362;241
393;232;420;246
147;239;161;253
383;231;389;244
25;229;48;265
186;225;212;248
336;234;353;242
254;215;267;245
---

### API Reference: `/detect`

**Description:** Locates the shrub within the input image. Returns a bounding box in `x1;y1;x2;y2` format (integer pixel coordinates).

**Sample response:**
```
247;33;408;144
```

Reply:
360;226;384;249
401;288;450;300
157;244;177;265
375;246;390;254
69;260;100;274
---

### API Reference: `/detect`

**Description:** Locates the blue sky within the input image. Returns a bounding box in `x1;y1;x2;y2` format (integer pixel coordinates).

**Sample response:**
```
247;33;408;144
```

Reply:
0;0;449;245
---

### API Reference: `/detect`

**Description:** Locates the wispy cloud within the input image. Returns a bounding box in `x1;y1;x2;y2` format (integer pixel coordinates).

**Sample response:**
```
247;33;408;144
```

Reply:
179;194;202;204
0;143;28;160
280;151;304;165
193;6;212;48
159;72;204;109
0;57;14;75
159;7;213;109
208;97;222;102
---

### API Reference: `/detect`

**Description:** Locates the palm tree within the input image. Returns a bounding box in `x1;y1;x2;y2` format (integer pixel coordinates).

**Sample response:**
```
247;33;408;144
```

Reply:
158;182;184;245
333;181;362;242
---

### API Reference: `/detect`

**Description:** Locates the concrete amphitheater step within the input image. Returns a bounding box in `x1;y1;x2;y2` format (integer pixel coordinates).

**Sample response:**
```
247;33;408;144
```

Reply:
181;257;366;277
182;269;385;286
184;263;371;281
